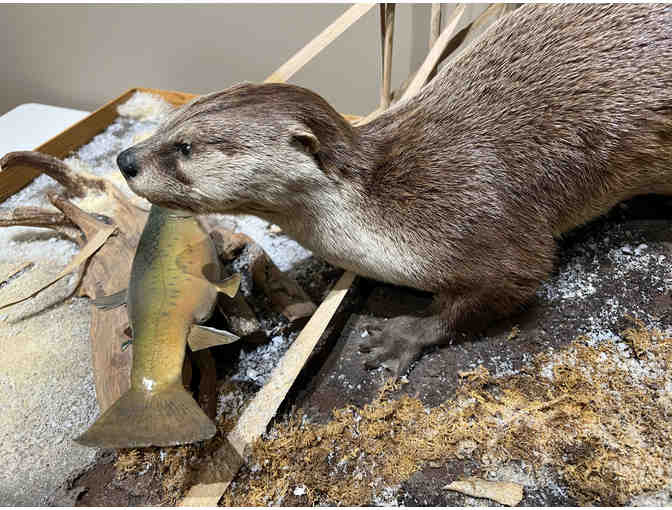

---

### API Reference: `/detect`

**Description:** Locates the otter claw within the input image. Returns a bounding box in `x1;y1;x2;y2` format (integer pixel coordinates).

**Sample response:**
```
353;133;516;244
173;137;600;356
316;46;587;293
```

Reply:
359;316;435;376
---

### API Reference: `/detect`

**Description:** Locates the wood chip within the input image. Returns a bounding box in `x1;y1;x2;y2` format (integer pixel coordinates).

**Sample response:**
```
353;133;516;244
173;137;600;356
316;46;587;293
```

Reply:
444;479;523;506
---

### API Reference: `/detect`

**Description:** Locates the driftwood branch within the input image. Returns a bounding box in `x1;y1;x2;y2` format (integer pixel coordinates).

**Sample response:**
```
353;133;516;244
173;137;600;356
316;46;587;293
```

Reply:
0;151;105;199
0;206;73;229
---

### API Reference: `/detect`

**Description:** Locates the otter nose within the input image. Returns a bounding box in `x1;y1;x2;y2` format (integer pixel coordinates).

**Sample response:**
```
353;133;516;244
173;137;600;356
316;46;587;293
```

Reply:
117;148;138;178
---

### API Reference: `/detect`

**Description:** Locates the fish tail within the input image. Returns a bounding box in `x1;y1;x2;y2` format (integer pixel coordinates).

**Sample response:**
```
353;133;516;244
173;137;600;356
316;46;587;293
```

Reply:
75;384;216;448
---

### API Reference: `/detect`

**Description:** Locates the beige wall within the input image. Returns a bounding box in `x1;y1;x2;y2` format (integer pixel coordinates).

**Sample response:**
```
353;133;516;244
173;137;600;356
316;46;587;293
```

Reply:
0;4;487;117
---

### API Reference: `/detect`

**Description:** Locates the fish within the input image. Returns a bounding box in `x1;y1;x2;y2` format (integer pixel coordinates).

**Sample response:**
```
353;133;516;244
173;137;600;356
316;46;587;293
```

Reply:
76;205;241;448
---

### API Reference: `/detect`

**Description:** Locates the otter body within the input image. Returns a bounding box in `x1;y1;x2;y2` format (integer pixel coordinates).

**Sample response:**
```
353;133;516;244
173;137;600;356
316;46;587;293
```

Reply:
119;4;672;374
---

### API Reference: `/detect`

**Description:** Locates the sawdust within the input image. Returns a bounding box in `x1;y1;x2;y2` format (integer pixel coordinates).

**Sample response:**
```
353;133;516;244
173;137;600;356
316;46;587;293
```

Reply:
221;321;672;506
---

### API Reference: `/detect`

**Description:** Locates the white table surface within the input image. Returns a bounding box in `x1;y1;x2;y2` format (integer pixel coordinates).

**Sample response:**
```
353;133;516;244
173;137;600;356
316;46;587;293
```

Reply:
0;103;90;155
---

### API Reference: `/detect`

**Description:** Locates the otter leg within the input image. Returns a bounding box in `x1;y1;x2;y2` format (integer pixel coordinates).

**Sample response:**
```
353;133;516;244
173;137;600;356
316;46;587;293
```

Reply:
360;283;539;376
359;311;448;375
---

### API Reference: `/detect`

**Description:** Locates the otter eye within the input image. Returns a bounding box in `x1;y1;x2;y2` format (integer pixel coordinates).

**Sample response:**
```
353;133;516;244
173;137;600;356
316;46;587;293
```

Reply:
175;142;192;157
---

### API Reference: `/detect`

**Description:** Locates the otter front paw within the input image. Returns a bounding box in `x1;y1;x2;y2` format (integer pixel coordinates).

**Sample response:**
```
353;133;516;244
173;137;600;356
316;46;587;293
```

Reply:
359;316;435;376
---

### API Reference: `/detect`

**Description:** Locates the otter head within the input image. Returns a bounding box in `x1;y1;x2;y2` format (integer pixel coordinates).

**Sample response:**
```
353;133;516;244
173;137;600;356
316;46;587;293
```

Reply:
118;82;356;218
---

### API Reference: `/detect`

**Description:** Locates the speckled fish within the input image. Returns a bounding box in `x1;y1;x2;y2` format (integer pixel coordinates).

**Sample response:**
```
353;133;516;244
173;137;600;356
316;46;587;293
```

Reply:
76;205;241;448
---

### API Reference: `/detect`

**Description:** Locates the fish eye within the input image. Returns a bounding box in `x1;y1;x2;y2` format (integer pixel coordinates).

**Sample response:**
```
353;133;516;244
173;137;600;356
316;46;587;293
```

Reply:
175;142;192;157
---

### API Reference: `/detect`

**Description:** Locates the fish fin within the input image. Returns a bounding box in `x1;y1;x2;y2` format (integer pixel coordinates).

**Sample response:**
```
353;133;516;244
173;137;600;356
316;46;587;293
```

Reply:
188;324;240;351
211;273;241;298
74;385;216;448
91;289;127;310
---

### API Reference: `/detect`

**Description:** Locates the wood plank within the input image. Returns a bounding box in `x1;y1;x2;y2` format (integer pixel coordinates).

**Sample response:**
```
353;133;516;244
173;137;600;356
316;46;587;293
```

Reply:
264;4;376;84
400;3;466;102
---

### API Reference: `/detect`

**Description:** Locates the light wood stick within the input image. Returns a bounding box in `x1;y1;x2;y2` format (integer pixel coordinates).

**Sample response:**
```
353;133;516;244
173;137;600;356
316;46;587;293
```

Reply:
429;4;442;50
427;4;443;81
443;3;510;66
265;4;376;84
379;4;396;109
400;3;466;102
180;271;356;506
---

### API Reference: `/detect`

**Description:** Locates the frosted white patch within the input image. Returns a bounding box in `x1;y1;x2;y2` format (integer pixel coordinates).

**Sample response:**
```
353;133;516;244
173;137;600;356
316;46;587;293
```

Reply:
372;485;400;506
538;260;597;301
231;333;298;386
142;378;155;391
117;91;174;122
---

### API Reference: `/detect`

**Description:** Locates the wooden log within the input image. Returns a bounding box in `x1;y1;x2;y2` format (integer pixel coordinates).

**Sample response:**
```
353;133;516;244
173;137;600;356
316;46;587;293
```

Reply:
265;3;376;84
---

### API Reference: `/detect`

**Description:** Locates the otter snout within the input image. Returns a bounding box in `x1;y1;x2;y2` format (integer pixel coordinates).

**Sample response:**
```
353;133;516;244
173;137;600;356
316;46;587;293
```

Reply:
117;148;138;178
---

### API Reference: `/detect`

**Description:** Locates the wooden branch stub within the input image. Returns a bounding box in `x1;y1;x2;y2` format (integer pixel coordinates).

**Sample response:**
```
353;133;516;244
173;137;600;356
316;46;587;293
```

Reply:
217;293;264;343
208;227;253;263
0;207;73;229
247;243;316;323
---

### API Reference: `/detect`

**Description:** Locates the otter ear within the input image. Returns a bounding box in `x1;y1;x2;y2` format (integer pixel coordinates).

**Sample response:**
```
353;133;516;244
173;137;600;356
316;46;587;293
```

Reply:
291;129;320;154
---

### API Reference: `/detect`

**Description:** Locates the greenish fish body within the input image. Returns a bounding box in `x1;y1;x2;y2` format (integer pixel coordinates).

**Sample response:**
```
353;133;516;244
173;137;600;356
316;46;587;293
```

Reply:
76;205;240;448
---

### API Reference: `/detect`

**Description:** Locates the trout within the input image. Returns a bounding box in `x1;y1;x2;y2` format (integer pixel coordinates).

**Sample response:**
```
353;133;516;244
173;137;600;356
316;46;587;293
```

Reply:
76;205;241;448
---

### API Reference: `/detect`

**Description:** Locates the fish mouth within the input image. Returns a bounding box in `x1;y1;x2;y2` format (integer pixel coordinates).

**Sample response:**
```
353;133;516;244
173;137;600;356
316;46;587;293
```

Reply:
157;199;196;213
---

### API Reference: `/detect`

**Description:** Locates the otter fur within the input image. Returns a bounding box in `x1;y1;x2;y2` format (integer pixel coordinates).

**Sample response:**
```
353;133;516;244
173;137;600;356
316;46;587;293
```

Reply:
118;4;672;375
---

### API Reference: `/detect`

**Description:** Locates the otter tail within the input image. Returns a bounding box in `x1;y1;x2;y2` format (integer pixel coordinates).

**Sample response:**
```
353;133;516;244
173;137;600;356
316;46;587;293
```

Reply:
75;384;216;448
